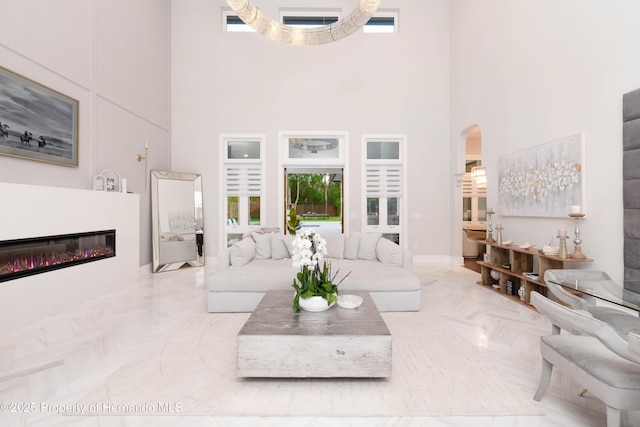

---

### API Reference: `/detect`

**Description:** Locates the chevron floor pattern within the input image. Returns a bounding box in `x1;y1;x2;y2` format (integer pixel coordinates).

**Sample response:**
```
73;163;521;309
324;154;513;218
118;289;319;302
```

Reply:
1;263;636;426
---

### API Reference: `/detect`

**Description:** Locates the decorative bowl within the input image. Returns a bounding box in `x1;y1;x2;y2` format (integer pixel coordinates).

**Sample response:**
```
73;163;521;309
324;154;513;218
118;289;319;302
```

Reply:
299;295;335;312
337;294;364;309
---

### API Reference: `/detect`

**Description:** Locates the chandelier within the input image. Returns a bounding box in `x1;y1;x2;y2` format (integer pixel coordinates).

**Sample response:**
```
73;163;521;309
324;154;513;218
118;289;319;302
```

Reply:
226;0;382;45
470;166;487;187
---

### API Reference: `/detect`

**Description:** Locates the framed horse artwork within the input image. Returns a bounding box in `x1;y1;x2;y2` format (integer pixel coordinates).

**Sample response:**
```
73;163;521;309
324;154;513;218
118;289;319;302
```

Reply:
0;65;79;167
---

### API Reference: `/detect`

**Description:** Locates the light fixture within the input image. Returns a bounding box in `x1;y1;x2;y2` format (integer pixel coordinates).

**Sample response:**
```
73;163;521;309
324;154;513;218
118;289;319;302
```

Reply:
290;138;339;152
226;0;381;45
470;166;486;186
137;138;149;189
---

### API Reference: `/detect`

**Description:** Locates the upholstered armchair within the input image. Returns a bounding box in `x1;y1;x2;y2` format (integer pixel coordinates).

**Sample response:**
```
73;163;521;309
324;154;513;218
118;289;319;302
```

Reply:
543;269;640;336
530;291;640;427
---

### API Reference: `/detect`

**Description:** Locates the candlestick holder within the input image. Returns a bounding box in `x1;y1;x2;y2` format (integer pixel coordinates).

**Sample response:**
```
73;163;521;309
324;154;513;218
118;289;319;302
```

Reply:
486;210;496;243
569;213;587;259
495;224;503;245
558;234;568;259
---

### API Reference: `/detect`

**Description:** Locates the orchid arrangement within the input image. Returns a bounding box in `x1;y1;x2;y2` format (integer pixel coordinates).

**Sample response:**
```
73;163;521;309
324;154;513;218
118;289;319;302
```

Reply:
291;230;350;311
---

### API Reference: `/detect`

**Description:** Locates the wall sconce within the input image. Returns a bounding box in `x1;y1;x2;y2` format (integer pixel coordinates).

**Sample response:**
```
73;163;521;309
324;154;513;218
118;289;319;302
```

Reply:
470;166;486;187
137;138;149;189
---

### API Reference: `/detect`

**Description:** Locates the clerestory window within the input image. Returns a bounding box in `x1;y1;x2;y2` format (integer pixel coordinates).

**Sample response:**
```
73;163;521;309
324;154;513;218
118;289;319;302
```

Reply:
223;10;398;33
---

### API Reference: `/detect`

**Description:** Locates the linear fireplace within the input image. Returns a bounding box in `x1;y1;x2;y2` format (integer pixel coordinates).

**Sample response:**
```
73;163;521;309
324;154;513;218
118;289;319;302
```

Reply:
0;230;116;283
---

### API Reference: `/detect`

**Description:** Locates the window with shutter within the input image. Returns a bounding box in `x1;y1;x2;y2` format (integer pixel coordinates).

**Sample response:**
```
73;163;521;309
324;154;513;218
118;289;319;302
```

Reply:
224;164;262;196
365;165;402;197
363;135;406;245
462;172;487;222
220;135;265;247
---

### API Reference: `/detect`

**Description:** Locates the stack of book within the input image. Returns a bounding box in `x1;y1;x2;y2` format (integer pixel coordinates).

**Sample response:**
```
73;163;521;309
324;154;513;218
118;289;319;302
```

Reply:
506;279;514;295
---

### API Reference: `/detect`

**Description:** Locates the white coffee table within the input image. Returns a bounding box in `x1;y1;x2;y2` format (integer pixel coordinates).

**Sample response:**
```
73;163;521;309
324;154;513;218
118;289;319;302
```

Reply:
236;290;392;378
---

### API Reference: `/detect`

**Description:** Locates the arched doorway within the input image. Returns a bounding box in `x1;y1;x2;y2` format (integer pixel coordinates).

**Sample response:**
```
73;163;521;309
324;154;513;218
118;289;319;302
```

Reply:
461;125;487;272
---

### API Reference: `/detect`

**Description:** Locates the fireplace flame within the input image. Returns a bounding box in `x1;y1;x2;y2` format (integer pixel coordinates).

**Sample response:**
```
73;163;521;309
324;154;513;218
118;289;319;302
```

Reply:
1;246;114;277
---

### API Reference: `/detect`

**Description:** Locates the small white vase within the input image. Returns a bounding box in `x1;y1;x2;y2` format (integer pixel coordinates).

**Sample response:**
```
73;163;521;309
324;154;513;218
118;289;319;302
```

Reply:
299;295;335;312
518;282;526;302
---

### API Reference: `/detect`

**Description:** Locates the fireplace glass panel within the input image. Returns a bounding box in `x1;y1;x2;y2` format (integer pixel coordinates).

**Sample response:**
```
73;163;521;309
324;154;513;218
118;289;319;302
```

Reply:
0;230;116;283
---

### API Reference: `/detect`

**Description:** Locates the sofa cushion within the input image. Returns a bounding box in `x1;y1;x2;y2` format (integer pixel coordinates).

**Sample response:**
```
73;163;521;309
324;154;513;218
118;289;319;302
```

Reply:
332;259;419;292
324;234;345;259
344;234;360;260
160;232;184;241
230;237;256;267
212;259;297;291
358;232;381;260
282;234;295;257
376;237;402;267
252;231;272;259
209;258;420;293
271;234;289;260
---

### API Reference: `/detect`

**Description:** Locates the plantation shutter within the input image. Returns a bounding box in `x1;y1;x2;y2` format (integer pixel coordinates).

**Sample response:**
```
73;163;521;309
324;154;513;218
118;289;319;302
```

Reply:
224;164;262;196
462;173;487;198
365;165;402;197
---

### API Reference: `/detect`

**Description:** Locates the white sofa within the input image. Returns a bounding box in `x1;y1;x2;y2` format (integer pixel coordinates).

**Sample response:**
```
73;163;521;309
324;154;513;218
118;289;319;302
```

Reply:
208;231;421;312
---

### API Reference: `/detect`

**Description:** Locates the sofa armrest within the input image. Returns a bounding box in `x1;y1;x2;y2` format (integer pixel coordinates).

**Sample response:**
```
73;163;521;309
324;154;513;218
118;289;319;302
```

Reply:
402;248;413;272
218;247;231;269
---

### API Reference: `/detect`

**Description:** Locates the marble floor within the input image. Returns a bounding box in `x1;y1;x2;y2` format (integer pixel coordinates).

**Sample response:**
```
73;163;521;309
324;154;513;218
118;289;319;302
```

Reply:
0;263;632;426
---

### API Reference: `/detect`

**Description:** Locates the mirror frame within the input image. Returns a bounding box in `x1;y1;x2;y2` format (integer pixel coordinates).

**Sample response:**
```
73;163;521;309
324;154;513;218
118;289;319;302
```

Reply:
151;170;204;272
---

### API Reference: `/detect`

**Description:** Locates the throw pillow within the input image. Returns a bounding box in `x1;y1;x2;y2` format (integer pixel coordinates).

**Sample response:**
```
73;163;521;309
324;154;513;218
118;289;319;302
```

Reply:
282;234;295;257
358;232;382;260
376;237;402;267
343;233;360;260
160;232;183;241
230;237;255;267
251;231;272;259
324;234;345;259
271;234;290;260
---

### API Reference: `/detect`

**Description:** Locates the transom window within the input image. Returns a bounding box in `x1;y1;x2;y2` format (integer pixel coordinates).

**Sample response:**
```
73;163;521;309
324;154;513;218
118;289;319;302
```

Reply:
223;9;398;33
224;12;253;32
363;13;397;33
281;10;340;28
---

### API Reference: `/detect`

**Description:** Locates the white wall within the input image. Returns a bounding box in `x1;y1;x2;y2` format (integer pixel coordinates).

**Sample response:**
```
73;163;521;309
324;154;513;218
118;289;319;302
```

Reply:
450;0;640;276
8;0;631;273
171;0;451;260
0;0;171;267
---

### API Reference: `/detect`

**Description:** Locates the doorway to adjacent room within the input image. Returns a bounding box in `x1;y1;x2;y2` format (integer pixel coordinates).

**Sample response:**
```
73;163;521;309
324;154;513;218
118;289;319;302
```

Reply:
462;126;486;273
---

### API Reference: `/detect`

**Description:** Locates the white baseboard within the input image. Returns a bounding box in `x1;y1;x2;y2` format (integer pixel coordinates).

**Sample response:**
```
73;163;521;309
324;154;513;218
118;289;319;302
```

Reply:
140;263;153;275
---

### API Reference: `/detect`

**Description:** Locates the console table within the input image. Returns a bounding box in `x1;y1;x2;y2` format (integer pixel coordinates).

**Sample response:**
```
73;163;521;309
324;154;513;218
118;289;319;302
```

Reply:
477;242;593;306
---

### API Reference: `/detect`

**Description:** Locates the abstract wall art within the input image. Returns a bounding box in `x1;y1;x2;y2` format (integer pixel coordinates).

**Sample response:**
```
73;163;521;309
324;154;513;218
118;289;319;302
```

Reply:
498;133;585;217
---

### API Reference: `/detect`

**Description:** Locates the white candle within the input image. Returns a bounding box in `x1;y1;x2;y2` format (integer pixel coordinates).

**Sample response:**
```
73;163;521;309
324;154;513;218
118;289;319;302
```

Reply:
570;205;581;214
558;229;566;237
145;137;148;149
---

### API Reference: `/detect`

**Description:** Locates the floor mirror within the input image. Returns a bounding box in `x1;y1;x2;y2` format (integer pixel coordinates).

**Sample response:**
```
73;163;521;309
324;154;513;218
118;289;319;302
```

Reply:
151;170;204;272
